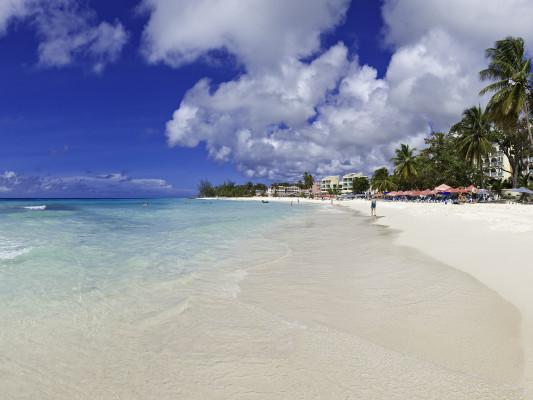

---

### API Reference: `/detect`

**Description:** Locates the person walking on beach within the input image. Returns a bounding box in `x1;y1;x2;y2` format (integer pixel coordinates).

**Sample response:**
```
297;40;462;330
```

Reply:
370;197;377;216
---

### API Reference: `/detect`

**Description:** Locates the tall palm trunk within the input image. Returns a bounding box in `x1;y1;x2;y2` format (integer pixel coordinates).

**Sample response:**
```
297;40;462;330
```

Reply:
512;168;520;188
478;153;484;188
524;99;533;148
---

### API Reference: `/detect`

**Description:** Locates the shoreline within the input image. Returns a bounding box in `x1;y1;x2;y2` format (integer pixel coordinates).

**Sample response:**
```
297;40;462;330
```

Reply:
340;199;533;396
205;196;533;395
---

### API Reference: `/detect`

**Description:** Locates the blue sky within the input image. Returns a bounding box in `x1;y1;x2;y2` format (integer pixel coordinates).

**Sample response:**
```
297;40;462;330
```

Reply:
1;0;532;197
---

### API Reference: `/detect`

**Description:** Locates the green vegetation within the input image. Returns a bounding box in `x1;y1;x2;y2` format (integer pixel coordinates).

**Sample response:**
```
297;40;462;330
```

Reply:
371;168;396;192
197;180;267;197
197;172;312;198
415;132;478;189
480;37;532;147
391;144;418;185
451;106;493;186
302;172;314;189
352;176;369;193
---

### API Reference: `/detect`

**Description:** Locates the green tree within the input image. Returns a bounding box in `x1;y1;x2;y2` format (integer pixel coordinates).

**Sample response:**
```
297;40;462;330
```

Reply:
451;106;493;187
415;132;477;189
352;177;370;193
371;168;396;192
391;144;418;186
480;36;533;147
197;180;216;197
303;172;314;189
488;124;530;187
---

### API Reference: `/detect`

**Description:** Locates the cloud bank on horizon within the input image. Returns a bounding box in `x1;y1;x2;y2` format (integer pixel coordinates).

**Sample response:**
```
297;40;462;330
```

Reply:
142;0;533;179
0;171;177;197
0;0;128;73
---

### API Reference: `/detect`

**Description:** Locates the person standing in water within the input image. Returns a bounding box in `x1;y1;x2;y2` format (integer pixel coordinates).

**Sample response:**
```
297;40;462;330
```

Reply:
370;197;377;216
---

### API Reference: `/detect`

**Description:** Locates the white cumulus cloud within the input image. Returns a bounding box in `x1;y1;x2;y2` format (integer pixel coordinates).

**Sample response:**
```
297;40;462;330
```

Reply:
0;0;128;72
0;0;28;34
140;0;350;72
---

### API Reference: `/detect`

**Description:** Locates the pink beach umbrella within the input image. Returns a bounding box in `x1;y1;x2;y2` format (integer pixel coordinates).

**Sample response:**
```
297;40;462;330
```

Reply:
434;184;452;192
464;184;478;193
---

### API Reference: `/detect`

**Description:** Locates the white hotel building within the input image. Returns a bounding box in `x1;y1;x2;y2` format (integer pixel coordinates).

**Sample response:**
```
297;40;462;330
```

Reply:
320;172;367;194
320;176;340;193
482;144;533;181
341;172;366;194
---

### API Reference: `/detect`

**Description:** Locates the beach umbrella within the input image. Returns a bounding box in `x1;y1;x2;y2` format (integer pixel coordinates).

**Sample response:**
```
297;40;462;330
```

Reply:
448;188;463;194
510;187;533;195
434;184;452;192
465;184;478;193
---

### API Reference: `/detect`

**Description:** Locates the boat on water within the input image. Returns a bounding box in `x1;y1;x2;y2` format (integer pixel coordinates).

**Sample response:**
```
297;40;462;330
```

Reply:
261;200;269;204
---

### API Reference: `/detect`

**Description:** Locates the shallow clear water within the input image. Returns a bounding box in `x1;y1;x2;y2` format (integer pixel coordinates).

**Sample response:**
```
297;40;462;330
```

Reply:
0;198;308;318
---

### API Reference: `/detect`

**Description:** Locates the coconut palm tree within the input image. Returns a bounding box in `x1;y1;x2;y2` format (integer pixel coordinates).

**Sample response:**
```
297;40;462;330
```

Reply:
479;37;533;147
451;106;493;187
371;167;397;192
391;144;418;184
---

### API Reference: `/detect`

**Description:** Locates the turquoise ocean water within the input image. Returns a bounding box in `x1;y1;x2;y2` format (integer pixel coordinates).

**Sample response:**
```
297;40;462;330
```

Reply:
0;198;309;322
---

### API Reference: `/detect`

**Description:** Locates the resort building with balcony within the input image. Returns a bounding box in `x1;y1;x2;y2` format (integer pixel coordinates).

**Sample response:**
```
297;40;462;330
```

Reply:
320;176;340;193
341;172;367;193
268;185;301;197
482;144;512;181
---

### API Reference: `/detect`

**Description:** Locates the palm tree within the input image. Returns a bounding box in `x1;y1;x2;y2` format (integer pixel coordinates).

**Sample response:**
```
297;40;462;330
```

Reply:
371;167;397;192
479;37;533;147
451;106;493;187
391;144;418;184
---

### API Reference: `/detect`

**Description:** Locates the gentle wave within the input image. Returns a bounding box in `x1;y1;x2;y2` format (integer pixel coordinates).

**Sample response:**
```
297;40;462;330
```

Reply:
0;247;31;261
22;205;47;210
0;237;31;261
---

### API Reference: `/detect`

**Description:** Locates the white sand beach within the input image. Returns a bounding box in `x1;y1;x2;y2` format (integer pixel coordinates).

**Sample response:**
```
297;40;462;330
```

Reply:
223;196;533;397
341;199;533;396
3;198;531;399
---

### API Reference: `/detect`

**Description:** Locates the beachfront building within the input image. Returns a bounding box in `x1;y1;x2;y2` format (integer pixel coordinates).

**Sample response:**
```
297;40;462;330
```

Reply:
320;176;340;193
482;142;533;182
268;185;301;197
482;144;512;181
311;182;321;197
341;172;366;194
